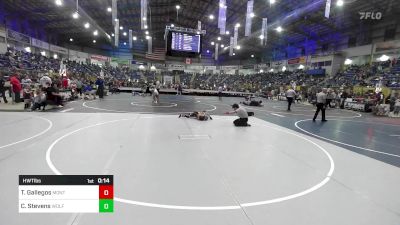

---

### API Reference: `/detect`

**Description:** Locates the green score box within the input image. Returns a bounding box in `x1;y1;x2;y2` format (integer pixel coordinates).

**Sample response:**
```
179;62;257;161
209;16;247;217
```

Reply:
99;199;114;213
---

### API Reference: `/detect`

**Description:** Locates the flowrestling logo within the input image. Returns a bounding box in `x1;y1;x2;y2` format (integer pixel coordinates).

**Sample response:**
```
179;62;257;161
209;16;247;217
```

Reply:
359;11;382;20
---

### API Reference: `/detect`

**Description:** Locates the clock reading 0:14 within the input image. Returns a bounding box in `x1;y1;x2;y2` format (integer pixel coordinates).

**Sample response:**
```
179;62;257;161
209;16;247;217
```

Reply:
98;178;110;184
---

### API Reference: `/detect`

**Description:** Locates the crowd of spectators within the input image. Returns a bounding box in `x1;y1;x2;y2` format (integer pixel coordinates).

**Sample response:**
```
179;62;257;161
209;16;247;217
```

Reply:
1;48;399;112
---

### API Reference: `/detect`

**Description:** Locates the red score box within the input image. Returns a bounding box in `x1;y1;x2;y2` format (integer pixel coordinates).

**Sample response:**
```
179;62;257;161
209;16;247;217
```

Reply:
99;185;114;199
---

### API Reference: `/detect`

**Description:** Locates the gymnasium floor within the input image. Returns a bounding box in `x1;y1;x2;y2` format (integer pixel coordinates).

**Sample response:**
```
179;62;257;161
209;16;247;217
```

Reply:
1;93;399;225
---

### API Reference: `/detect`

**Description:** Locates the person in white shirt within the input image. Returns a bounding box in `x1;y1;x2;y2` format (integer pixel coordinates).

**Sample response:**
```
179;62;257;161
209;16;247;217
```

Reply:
218;86;223;99
21;75;32;88
39;75;52;88
286;87;296;111
225;103;250;127
313;88;328;122
152;88;159;104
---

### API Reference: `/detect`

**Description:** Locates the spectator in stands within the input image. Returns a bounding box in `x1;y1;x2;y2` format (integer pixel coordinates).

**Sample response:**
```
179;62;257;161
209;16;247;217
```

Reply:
394;97;400;115
0;75;8;103
286;87;296;111
10;74;22;103
313;88;327;122
23;86;32;109
31;89;46;111
62;76;69;89
39;74;52;88
225;103;251;127
21;75;32;88
76;78;83;97
45;82;63;107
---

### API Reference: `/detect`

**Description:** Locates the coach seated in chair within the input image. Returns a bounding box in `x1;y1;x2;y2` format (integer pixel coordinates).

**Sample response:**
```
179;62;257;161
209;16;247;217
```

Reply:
44;82;64;108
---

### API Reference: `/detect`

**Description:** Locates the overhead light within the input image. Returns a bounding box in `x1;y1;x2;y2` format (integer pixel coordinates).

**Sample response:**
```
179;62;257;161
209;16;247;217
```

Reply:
124;42;127;45
176;5;180;10
260;69;264;73
235;23;240;28
233;52;236;56
225;31;230;35
217;37;221;41
211;42;215;45
206;50;210;53
111;33;115;37
84;22;90;29
107;7;112;12
133;36;137;41
219;3;225;8
298;64;305;69
209;15;214;20
145;36;151;40
150;65;156;70
143;17;147;21
93;40;96;43
196;31;200;35
221;44;225;48
251;54;254;58
40;51;46;56
236;45;241;50
145;31;149;35
282;66;287;71
269;0;276;4
69;38;73;42
53;54;58;59
344;58;352;65
139;65;145;70
379;55;390;62
144;25;148;29
171;24;175;27
120;26;123;30
72;11;79;19
93;30;98;36
114;18;118;22
224;46;228;50
55;0;63;6
269;68;274;72
107;34;111;39
259;35;264;39
24;47;31;53
250;12;255;18
336;0;344;7
123;32;127;36
276;26;283;32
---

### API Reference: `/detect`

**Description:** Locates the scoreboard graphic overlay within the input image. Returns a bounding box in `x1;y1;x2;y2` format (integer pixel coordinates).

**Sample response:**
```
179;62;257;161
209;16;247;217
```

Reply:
19;175;113;213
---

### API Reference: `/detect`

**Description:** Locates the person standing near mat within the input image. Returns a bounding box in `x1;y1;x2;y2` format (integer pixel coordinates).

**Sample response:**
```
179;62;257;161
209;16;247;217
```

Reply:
152;87;159;104
95;76;104;100
225;103;250;127
313;88;328;122
286;87;296;111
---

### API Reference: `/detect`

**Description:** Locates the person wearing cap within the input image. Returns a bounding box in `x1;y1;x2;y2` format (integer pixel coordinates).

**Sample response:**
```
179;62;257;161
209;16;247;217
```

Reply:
225;103;250;127
313;88;328;122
